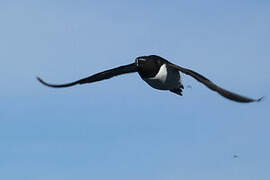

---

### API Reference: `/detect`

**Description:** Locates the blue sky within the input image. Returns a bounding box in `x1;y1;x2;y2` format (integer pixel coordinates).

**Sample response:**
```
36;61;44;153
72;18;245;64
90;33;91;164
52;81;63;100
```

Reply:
1;1;270;179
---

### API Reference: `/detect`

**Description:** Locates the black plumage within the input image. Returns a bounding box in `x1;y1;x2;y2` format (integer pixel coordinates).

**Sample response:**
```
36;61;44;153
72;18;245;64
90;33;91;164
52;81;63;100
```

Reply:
37;55;262;103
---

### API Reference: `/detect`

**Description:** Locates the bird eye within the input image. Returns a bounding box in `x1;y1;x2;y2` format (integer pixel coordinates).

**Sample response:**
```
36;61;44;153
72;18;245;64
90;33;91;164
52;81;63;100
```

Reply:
136;57;145;61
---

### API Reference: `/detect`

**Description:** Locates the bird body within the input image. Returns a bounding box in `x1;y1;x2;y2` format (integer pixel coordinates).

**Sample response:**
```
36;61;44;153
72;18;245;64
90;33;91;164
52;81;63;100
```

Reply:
136;56;183;95
37;55;262;103
142;64;181;90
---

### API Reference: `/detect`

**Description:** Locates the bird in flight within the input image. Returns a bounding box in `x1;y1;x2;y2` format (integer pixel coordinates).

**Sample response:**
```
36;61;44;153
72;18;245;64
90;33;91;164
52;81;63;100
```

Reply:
37;55;262;103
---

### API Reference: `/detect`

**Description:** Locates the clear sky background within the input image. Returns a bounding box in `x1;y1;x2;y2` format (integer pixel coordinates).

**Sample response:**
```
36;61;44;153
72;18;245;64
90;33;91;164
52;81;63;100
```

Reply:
1;1;270;180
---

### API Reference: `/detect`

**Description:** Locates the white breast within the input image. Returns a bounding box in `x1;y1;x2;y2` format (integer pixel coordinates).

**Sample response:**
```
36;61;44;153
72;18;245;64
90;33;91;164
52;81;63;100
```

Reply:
150;64;168;83
143;64;181;90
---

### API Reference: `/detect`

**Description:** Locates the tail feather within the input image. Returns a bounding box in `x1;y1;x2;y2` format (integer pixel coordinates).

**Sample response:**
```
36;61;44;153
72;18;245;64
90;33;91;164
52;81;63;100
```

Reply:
170;88;183;96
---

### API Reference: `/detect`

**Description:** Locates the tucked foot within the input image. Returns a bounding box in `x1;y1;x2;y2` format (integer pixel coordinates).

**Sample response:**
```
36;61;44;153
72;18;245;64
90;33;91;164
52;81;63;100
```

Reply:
170;88;183;96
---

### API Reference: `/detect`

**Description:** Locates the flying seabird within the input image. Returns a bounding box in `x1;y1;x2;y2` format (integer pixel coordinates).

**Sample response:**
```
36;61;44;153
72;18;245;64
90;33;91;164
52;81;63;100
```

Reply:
37;55;262;103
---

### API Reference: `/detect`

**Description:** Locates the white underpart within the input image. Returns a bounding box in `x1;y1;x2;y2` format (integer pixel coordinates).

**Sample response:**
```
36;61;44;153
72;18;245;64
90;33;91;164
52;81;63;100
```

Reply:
143;64;182;90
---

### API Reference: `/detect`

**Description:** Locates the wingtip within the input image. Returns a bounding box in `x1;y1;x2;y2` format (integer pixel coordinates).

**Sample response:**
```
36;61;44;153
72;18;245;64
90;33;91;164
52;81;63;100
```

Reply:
36;76;45;84
36;76;52;87
256;96;265;102
36;76;42;82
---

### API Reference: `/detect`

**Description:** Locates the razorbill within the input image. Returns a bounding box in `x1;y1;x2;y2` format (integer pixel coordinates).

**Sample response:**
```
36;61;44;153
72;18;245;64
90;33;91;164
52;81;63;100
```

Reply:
37;55;262;103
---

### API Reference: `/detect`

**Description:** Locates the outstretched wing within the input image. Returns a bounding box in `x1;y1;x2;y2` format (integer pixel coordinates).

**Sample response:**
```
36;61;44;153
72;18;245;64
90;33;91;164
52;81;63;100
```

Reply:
168;62;263;103
37;63;138;88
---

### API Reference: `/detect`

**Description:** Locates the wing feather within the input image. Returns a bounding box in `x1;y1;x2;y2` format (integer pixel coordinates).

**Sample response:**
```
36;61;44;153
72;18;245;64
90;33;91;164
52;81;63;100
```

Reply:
168;63;263;103
37;63;137;88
